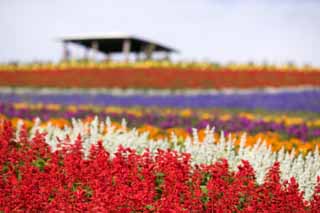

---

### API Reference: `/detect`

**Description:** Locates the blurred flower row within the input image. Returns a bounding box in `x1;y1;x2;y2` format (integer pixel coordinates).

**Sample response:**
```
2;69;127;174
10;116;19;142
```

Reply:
0;60;318;72
1;67;320;89
4;101;319;126
1;88;320;112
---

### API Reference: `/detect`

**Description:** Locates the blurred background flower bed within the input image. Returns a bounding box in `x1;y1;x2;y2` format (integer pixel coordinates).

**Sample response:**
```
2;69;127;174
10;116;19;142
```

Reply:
1;63;320;89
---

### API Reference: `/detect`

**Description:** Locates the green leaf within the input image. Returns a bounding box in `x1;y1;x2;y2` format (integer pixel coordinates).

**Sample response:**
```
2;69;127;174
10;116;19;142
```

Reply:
145;205;154;210
32;157;47;172
200;185;208;194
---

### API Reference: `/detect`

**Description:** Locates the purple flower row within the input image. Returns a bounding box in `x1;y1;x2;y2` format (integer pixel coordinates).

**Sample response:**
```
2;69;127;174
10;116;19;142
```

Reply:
0;90;320;112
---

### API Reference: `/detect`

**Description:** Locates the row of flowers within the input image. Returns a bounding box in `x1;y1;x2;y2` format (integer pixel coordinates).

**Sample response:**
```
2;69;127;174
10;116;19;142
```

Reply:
1;102;320;141
4;101;320;125
1;118;320;211
0;60;318;72
1;88;320;112
6;101;320;125
2;115;319;154
1;68;320;89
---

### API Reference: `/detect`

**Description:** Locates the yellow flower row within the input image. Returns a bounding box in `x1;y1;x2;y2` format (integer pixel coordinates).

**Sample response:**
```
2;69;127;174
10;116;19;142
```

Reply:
0;60;317;72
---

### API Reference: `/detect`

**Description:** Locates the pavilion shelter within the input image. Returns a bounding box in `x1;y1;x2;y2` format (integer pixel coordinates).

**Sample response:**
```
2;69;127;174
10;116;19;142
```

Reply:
58;33;178;61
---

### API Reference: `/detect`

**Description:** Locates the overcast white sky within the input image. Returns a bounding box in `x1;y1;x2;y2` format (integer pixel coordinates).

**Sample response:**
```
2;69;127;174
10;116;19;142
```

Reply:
1;0;319;66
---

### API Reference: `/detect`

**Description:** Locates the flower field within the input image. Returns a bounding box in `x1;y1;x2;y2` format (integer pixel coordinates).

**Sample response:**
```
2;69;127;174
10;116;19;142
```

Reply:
1;65;320;211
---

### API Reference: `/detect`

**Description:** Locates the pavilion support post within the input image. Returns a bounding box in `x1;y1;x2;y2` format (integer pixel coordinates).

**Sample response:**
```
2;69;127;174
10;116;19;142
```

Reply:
83;48;89;61
135;52;141;61
144;44;155;60
91;41;99;61
122;39;131;62
164;52;170;61
105;53;111;62
63;42;71;61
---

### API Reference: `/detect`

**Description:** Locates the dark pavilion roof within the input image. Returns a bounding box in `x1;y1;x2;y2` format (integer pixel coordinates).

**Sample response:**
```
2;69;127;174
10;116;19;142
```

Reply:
58;32;178;54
